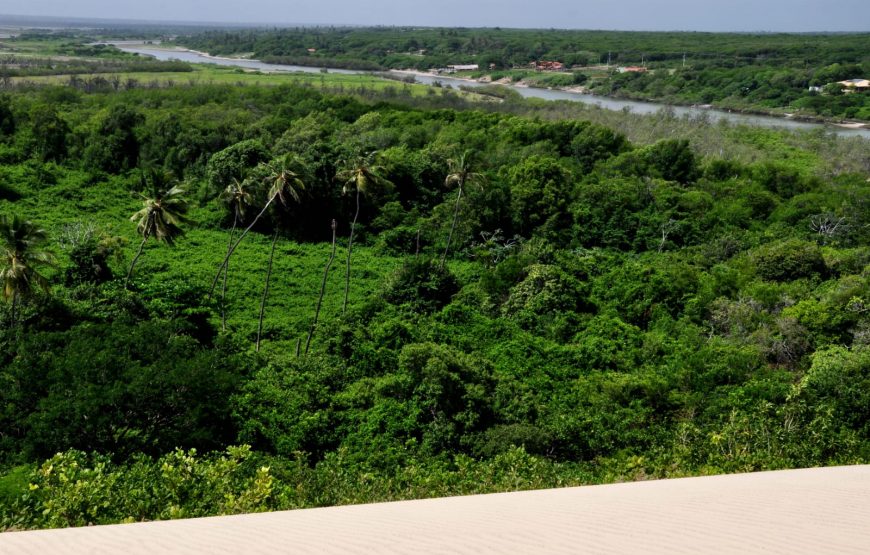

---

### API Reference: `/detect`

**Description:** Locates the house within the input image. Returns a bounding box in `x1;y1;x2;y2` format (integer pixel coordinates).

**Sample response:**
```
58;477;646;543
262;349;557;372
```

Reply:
617;66;648;73
307;48;317;53
837;79;870;92
531;61;564;71
447;64;479;72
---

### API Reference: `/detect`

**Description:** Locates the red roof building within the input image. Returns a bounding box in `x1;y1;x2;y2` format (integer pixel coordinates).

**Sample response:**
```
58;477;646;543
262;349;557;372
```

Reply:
532;61;565;71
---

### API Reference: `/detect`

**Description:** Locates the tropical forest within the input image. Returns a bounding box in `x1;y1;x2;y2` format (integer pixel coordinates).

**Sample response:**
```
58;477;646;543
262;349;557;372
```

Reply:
0;24;869;530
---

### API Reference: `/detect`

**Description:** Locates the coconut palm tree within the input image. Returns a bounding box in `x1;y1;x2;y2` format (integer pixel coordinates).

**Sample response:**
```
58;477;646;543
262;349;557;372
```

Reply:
125;169;191;288
0;214;56;325
335;151;391;315
256;227;280;353
305;219;337;355
218;178;253;330
253;158;305;352
441;151;484;269
209;155;304;297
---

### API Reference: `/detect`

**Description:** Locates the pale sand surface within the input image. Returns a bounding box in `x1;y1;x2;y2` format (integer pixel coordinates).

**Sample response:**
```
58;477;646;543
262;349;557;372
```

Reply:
2;465;869;554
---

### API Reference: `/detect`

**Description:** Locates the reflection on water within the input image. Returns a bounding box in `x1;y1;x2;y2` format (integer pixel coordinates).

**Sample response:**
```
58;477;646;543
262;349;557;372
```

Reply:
117;44;870;140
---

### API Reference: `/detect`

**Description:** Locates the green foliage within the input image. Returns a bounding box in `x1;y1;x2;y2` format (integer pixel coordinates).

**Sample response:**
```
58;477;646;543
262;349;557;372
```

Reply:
0;95;15;138
179;28;870;120
384;257;459;312
501;263;588;333
506;155;574;237
206;139;270;200
791;346;870;437
570;123;629;172
28;104;69;162
0;321;250;459
643;139;698;184
83;105;144;174
1;446;273;529
234;354;346;459
0;74;868;531
751;239;827;282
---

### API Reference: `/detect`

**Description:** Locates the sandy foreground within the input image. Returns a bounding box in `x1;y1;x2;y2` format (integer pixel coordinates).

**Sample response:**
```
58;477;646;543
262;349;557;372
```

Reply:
2;465;869;554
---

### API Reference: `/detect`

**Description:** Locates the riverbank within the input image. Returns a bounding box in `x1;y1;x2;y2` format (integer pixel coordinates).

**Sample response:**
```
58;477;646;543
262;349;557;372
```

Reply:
602;89;870;129
113;43;870;138
390;68;869;130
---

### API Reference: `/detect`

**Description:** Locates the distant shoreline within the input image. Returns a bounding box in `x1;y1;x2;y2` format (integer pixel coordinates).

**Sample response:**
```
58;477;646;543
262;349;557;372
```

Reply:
112;42;870;135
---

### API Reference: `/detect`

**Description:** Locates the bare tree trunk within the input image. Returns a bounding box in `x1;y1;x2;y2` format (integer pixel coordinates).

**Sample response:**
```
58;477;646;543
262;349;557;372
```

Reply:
305;219;337;354
342;188;361;315
441;183;463;269
209;194;276;297
125;235;148;289
220;212;238;331
256;230;280;353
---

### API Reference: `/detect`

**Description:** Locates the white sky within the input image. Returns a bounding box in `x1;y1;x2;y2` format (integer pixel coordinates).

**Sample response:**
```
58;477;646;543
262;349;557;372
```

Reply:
2;0;869;31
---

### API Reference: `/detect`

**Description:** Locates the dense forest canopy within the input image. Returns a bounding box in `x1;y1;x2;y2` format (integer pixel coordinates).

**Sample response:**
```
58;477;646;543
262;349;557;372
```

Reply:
0;27;869;530
177;27;870;120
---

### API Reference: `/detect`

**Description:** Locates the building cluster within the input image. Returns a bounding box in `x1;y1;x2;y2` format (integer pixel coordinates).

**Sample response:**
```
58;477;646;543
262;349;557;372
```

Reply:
446;64;479;72
531;60;565;71
838;79;870;92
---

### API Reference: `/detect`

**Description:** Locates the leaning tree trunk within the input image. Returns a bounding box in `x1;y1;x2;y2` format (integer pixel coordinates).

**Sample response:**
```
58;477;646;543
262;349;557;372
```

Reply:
441;182;463;269
305;219;338;354
342;187;361;315
125;234;149;289
256;229;279;353
126;212;155;289
220;212;239;331
209;193;276;297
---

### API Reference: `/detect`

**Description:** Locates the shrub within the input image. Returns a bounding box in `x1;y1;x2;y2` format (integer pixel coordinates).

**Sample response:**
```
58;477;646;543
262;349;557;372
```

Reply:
751;239;827;282
383;258;459;312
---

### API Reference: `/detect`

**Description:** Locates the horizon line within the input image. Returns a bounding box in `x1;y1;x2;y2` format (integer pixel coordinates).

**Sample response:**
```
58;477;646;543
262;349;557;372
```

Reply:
2;13;869;34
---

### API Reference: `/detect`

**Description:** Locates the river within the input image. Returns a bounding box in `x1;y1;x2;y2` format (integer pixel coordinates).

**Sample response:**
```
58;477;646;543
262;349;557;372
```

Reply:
114;43;870;140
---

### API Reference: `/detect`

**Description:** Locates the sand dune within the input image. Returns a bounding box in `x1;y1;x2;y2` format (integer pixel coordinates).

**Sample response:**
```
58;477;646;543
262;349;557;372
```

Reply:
3;465;869;554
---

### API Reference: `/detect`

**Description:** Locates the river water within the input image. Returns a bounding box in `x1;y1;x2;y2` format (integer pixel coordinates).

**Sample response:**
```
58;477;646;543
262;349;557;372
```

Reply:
115;43;870;140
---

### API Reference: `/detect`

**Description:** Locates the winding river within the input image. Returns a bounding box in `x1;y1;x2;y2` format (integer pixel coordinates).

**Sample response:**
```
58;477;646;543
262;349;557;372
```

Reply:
115;43;870;139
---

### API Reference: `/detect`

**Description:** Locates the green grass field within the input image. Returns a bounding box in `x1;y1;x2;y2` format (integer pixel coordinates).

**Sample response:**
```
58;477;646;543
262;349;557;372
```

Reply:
10;64;499;102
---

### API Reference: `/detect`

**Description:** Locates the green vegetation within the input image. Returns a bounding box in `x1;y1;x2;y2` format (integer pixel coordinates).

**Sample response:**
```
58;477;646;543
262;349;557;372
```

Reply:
0;36;194;79
0;45;869;531
179;27;870;121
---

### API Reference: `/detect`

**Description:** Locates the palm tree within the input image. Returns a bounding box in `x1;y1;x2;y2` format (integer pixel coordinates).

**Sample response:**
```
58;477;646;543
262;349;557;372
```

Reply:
335;152;391;314
441;151;484;269
209;155;304;298
218;178;253;330
305;219;337;355
0;214;56;325
253;158;304;352
125;169;191;288
256;227;280;353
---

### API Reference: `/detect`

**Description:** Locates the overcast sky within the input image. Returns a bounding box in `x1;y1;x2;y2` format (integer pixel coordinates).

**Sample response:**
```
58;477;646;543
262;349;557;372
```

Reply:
3;0;869;32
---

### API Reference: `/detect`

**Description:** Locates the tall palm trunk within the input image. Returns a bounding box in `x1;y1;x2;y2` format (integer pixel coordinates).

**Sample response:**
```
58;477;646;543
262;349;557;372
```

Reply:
256;229;279;353
209;193;277;297
441;182;463;269
305;219;337;355
125;213;154;289
220;212;239;331
342;187;361;315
